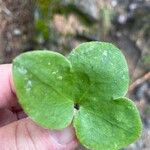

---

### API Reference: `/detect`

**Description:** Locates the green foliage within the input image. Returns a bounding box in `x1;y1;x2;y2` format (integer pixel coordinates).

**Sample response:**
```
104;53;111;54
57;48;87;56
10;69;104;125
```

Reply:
36;0;60;17
35;0;95;42
13;42;142;150
35;19;49;40
34;0;60;43
100;6;113;37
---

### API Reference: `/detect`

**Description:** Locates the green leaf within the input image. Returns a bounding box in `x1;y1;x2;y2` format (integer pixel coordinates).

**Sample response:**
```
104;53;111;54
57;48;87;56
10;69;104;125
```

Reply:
12;42;142;150
68;42;129;102
13;51;75;129
68;42;141;149
73;97;142;150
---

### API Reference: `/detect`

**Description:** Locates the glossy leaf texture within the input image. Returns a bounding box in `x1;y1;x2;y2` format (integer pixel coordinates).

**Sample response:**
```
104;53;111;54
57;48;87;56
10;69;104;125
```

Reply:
13;42;142;150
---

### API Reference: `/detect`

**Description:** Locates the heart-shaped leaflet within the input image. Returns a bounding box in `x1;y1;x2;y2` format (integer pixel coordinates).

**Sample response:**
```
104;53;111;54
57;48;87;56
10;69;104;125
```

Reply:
13;42;142;150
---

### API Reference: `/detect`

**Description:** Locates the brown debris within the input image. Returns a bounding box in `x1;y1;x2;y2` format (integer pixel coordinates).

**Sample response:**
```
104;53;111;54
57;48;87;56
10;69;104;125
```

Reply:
129;72;150;92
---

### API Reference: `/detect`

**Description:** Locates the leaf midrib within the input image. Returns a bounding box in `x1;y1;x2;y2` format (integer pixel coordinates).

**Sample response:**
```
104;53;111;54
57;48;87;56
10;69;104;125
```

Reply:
82;108;135;135
19;63;72;102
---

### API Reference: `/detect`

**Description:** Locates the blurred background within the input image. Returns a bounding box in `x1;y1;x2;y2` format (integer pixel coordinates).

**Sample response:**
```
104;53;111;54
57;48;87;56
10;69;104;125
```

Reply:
0;0;149;149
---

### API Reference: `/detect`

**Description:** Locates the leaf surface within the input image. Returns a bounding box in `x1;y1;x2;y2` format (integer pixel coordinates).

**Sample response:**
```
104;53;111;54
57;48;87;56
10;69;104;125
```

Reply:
73;97;142;150
68;42;129;102
12;42;142;150
13;51;75;129
68;42;141;149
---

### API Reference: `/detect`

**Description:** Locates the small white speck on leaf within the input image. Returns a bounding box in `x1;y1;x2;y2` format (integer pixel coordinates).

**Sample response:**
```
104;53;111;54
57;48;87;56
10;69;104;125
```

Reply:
18;67;27;75
52;70;58;75
52;71;56;75
26;80;32;92
57;76;63;80
114;143;118;148
103;51;108;57
116;117;122;122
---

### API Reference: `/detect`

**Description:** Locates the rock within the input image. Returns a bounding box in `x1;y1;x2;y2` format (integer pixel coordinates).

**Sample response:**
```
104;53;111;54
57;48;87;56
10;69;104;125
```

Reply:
0;0;34;63
53;14;87;35
61;0;99;21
